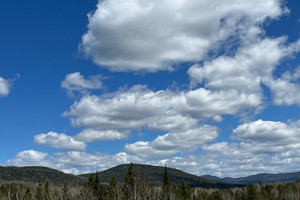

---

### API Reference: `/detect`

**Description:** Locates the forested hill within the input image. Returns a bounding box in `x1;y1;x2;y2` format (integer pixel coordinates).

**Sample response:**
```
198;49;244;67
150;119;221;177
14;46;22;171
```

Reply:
2;164;298;188
202;171;300;185
0;166;85;186
79;164;243;188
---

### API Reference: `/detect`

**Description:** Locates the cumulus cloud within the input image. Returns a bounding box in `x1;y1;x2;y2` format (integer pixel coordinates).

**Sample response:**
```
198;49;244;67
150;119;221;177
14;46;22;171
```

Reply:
34;132;86;151
74;129;128;142
125;125;218;158
61;72;103;96
6;150;49;166
64;85;261;135
0;76;11;97
263;66;300;106
188;37;288;92
81;0;285;72
188;36;300;108
233;119;300;153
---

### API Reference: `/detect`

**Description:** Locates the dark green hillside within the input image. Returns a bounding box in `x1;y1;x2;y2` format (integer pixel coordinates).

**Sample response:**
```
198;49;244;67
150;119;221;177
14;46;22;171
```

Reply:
80;163;243;188
0;166;85;186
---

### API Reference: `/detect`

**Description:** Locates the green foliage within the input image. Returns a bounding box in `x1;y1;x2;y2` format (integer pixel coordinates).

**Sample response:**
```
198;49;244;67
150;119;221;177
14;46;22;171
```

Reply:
161;165;171;200
84;172;107;200
208;190;223;200
178;179;191;200
124;162;136;200
108;176;121;200
246;182;258;200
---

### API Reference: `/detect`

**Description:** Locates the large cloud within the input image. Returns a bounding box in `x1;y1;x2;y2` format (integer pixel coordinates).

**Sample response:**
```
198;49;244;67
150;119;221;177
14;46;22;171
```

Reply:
80;0;286;72
0;76;11;97
64;85;261;143
34;132;87;151
188;36;300;107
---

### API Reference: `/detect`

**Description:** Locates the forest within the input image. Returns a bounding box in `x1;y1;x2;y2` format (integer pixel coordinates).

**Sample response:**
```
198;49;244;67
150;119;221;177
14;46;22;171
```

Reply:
1;163;300;200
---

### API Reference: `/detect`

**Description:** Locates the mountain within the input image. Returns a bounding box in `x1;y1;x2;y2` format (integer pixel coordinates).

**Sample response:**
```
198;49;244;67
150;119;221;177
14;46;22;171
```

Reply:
202;171;300;185
0;166;85;186
79;163;243;188
3;164;297;188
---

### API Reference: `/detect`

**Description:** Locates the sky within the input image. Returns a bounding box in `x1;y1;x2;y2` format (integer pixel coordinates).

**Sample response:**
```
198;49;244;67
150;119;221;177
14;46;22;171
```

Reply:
0;0;300;178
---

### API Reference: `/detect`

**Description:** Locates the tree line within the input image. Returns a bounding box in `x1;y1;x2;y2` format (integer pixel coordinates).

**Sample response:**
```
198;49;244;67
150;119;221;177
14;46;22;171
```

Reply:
1;163;300;200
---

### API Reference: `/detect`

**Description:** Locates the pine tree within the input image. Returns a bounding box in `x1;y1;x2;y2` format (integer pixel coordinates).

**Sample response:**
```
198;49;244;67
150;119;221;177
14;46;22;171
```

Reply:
247;182;258;200
94;171;101;199
179;179;191;200
161;165;171;200
124;163;136;200
108;176;120;200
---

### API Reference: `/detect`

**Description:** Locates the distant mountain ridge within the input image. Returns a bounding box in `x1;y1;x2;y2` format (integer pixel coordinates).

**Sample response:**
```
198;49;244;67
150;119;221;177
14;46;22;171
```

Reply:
202;171;300;185
80;164;242;188
0;166;85;186
1;164;299;187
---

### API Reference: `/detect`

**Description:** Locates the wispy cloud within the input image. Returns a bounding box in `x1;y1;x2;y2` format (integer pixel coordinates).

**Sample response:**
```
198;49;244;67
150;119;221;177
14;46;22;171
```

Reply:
0;76;11;97
61;72;103;97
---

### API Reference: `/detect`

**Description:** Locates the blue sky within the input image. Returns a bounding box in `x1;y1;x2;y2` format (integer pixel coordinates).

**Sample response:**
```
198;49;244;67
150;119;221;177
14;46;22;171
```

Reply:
1;0;300;177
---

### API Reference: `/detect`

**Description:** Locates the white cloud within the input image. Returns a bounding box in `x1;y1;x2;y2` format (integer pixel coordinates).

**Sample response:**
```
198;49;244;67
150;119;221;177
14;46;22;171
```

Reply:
64;85;261;137
233;119;300;153
34;132;86;151
6;150;49;166
125;125;218;158
188;36;300;108
74;129;128;142
61;72;103;96
188;37;288;92
81;0;285;72
0;76;11;97
263;68;300;106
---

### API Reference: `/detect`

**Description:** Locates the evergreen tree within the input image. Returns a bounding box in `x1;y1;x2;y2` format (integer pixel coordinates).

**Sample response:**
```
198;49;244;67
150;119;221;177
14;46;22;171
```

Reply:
108;176;120;200
179;179;191;200
161;165;171;200
86;174;95;189
247;182;258;200
85;171;106;200
94;171;101;199
124;163;136;200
